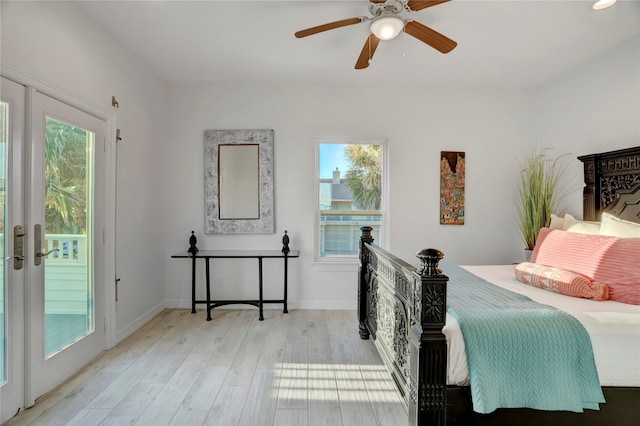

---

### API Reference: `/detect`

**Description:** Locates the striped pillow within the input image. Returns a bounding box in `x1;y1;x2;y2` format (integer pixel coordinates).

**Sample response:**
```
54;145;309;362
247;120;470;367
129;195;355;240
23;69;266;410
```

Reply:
531;228;640;305
514;262;609;300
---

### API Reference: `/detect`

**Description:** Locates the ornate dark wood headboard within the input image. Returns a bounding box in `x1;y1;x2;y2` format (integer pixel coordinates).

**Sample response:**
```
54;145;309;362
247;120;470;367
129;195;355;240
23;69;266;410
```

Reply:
578;146;640;223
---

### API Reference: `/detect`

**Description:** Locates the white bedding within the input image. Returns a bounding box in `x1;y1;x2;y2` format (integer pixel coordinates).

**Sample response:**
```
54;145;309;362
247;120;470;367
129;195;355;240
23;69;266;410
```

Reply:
443;264;640;387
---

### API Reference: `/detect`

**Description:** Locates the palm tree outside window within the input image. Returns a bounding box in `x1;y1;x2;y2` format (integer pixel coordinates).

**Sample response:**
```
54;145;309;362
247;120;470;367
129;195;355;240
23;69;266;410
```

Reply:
317;140;386;260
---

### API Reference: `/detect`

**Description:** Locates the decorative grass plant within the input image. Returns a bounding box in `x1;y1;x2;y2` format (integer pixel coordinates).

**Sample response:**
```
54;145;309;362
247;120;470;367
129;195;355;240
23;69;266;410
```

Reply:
517;148;571;251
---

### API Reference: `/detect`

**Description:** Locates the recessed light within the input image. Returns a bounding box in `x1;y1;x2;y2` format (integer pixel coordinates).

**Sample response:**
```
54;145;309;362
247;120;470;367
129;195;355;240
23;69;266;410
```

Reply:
593;0;617;10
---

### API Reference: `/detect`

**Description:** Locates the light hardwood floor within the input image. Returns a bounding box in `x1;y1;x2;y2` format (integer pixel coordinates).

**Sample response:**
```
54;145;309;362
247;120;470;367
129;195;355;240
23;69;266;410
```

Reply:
5;309;408;426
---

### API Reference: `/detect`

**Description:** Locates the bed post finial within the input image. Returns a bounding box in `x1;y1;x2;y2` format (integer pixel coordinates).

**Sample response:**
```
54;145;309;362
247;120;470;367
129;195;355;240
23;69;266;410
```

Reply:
416;248;444;276
410;248;448;426
360;226;373;242
358;226;374;340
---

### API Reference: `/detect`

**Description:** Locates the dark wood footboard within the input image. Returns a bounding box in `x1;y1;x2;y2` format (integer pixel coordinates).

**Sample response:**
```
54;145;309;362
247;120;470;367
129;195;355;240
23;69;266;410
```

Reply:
357;227;639;426
358;226;449;426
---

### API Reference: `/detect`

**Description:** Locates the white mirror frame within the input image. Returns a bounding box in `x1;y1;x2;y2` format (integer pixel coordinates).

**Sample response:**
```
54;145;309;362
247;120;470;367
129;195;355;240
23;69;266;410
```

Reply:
204;129;274;234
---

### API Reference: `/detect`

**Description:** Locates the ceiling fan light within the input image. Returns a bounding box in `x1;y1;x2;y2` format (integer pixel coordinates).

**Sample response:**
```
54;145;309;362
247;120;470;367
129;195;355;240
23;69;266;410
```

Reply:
370;16;404;40
593;0;617;10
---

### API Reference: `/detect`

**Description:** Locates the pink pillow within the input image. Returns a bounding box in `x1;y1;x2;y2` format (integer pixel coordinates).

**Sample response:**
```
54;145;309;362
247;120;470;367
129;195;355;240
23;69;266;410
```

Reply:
531;228;640;305
514;262;609;300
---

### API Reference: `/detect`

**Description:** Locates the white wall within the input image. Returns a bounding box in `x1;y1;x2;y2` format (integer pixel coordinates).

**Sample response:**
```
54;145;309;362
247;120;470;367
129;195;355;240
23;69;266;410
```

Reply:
531;35;640;218
161;83;534;309
161;35;639;311
1;1;168;341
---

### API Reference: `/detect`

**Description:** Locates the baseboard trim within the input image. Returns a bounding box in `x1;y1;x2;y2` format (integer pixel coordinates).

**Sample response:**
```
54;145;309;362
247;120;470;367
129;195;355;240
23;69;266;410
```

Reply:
290;300;356;310
164;299;356;311
113;301;165;347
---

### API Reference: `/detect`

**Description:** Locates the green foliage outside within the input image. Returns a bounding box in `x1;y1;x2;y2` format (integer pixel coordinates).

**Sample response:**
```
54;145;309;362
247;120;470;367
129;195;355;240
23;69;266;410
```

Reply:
0;110;88;236
343;144;382;210
45;118;89;234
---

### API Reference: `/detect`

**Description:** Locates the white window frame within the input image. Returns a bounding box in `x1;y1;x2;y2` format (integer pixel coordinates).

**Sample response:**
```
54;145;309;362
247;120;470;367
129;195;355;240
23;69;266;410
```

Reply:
314;138;389;263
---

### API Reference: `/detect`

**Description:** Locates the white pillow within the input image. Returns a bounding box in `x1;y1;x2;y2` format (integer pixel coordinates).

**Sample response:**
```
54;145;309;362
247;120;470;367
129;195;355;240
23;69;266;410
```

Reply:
600;212;640;238
563;213;601;235
549;213;565;230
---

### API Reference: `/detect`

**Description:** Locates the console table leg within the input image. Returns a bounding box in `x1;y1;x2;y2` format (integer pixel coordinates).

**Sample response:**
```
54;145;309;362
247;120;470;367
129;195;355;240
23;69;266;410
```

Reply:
191;254;196;313
283;254;289;314
205;258;212;321
258;258;264;320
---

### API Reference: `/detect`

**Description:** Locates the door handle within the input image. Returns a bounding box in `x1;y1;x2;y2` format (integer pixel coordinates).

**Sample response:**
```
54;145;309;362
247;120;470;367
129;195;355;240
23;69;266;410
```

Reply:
5;256;26;272
5;256;25;261
34;224;59;265
37;249;59;258
8;225;25;270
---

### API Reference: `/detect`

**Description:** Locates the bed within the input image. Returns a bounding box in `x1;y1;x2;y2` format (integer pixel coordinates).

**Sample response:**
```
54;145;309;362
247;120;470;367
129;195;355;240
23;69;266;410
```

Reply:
357;146;640;426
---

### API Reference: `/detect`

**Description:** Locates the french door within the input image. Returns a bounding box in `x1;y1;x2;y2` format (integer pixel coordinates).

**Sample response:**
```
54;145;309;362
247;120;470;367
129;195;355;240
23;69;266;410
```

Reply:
0;77;108;422
1;76;26;423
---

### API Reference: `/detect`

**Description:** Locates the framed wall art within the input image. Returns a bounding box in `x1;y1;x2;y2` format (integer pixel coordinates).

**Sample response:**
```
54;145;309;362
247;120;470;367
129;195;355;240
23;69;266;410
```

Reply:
440;151;465;225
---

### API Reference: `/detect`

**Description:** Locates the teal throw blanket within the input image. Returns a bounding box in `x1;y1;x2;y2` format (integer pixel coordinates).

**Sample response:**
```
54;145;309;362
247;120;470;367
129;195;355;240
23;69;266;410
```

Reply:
443;265;605;414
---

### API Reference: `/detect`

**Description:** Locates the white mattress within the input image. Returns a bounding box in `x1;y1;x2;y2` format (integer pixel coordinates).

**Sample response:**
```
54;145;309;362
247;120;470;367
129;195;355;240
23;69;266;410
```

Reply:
443;265;640;387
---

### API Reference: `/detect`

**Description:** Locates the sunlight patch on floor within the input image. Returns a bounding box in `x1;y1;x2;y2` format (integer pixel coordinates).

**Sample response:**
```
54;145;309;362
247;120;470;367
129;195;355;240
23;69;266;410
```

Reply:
274;362;401;403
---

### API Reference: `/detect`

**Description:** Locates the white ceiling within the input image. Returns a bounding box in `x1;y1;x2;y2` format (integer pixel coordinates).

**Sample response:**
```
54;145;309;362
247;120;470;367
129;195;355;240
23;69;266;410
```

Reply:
76;0;640;88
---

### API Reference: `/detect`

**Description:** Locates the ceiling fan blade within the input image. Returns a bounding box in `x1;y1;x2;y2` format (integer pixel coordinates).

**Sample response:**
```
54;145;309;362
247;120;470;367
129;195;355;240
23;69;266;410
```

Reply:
407;0;451;12
355;34;381;70
404;20;457;53
295;17;364;38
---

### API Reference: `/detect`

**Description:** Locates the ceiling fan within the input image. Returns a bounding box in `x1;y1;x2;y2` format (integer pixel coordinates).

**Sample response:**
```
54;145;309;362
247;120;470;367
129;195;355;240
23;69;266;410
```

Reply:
295;0;457;70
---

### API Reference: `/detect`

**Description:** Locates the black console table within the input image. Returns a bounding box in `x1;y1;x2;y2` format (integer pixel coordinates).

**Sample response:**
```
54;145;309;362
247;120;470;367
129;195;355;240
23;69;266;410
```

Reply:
171;250;300;321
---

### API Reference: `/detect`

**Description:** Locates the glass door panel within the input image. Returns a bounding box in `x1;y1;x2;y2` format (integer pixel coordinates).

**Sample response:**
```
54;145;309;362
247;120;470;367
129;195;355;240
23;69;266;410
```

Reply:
43;117;94;358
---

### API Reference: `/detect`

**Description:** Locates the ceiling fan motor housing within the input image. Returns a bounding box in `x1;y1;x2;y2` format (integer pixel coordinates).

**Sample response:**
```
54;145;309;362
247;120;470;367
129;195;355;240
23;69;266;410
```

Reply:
369;0;405;17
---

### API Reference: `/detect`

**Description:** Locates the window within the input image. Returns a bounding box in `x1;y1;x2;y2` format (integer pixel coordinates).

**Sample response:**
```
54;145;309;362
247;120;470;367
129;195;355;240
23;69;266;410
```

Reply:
316;140;386;261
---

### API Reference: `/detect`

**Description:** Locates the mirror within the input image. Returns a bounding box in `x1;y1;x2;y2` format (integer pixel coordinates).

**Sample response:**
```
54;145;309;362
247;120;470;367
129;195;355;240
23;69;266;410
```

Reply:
204;129;274;234
219;144;259;219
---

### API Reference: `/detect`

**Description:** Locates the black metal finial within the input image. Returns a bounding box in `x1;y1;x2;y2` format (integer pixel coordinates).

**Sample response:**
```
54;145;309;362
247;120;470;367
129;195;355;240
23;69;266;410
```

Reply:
282;230;290;254
416;248;444;277
188;231;199;254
